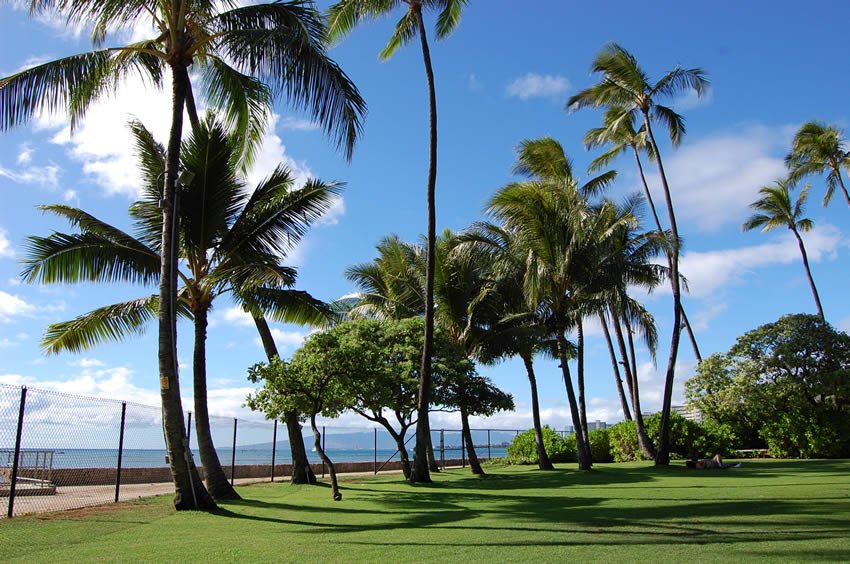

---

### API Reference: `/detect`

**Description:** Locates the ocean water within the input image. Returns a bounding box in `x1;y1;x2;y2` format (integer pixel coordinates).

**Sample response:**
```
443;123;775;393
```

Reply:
31;446;509;469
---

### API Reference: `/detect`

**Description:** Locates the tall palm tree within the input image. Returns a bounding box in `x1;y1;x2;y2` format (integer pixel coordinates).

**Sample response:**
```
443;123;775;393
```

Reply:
567;43;709;465
585;106;702;362
786;121;850;208
743;180;825;322
2;0;364;508
487;140;620;470
327;0;468;483
22;117;338;500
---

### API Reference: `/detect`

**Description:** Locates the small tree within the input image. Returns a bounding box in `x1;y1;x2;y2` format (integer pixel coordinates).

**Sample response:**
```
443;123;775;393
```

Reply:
247;347;351;501
434;373;514;475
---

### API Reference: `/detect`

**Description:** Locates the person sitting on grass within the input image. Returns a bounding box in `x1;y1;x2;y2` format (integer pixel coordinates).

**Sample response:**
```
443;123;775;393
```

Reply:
686;454;741;469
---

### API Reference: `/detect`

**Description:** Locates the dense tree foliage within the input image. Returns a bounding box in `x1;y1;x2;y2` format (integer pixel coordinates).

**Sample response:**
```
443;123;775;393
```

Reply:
686;314;850;458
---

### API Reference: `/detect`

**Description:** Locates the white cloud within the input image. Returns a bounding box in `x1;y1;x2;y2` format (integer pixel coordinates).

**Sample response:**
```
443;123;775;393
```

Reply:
0;290;36;322
672;223;843;299
70;358;105;368
280;117;320;131
467;73;482;90
689;302;728;332
17;143;33;165
244;113;313;190
673;88;713;111
506;73;570;101
644;125;793;231
0;160;61;188
0;228;13;258
218;306;255;328
63;189;78;203
253;327;309;353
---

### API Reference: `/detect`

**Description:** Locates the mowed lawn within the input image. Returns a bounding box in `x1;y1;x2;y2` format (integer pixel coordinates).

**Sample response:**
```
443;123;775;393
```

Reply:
2;460;849;562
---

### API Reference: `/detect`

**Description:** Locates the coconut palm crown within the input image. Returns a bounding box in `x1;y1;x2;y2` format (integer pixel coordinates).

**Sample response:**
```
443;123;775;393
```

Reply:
785;121;850;208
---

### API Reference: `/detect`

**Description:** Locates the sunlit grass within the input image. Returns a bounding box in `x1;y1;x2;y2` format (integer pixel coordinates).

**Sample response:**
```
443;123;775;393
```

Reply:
2;459;849;562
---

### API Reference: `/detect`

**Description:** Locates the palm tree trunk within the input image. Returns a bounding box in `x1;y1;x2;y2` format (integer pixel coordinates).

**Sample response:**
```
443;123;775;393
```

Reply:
555;333;592;470
520;351;555;469
461;408;484;475
600;314;632;421
252;315;316;484
836;169;850;208
310;412;340;501
193;305;240;499
411;5;438;484
159;64;215;510
576;319;589;443
612;312;655;459
632;145;701;362
792;228;826;322
643;116;683;466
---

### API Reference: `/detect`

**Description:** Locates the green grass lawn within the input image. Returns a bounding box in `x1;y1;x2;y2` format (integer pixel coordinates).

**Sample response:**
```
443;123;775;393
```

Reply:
2;459;849;562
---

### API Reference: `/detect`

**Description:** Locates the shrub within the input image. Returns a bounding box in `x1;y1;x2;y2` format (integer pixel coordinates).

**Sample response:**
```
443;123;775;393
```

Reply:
506;426;576;464
608;420;641;462
588;428;613;463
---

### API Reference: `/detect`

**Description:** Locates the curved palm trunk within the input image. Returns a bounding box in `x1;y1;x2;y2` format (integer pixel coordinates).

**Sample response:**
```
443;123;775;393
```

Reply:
792;228;826;322
600;314;632;421
412;5;438;484
555;333;592;470
193;306;240;499
612;312;655;459
310;413;340;501
252;316;316;484
159;65;215;510
461;408;484;475
576;320;589;443
836;168;850;208
520;351;555;469
643;117;683;466
632;146;701;363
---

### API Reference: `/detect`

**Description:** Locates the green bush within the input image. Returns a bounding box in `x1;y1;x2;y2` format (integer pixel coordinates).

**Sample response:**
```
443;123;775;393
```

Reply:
588;428;613;463
607;414;734;462
608;420;641;462
506;426;576;464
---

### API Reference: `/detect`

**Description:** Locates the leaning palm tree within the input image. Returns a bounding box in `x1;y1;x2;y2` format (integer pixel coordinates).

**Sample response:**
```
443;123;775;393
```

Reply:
585;106;702;362
327;0;468;483
786;121;850;208
567;43;709;465
22;117;338;500
458;222;557;470
0;0;365;509
2;0;365;509
743;180;825;321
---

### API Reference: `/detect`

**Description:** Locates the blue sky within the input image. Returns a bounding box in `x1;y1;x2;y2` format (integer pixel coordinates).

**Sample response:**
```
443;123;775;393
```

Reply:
1;0;849;433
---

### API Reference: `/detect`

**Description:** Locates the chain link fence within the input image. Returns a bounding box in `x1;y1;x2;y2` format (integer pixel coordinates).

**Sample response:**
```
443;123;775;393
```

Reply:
1;384;532;518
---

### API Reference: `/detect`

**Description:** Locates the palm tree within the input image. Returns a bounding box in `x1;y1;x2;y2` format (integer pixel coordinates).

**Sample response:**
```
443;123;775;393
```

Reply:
458;222;557;471
327;0;468;483
487;139;621;470
2;0;365;508
22;117;338;500
743;180;825;322
786;121;850;208
585;106;702;362
567;43;709;465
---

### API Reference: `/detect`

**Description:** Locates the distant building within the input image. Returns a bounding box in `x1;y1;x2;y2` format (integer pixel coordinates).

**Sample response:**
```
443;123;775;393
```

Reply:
672;405;704;423
587;420;609;431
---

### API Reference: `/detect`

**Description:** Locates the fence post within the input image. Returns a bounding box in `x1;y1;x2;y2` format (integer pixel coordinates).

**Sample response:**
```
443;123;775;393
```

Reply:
230;418;238;486
440;430;444;470
114;401;127;503
7;386;27;518
321;426;326;478
373;428;377;475
462;431;466;468
186;412;192;449
487;429;491;460
270;419;277;483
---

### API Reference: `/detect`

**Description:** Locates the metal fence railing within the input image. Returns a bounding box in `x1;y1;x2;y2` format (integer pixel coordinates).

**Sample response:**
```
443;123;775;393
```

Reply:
0;384;535;518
